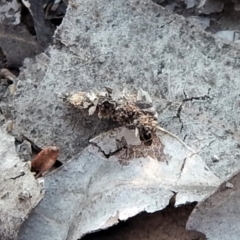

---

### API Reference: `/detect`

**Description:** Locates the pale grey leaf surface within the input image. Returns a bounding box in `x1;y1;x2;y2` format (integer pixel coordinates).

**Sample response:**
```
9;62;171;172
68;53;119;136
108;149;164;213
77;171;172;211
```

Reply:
18;127;220;240
187;170;240;240
0;127;43;240
4;0;240;239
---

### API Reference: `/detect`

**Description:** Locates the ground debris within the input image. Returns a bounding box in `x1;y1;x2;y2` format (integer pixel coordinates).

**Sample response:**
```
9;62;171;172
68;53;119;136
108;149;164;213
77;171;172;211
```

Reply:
60;88;195;151
59;88;159;146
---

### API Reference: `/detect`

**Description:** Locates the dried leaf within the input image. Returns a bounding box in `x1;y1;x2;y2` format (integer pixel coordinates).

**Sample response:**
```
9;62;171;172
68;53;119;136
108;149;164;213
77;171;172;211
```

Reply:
187;170;240;240
90;127;220;205
0;128;43;240
22;0;54;48
31;146;60;178
0;25;41;68
0;0;22;26
98;90;108;97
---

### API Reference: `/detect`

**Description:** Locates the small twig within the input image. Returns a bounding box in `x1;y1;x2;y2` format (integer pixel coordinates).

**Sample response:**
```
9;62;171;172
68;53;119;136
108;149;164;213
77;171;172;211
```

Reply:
157;126;195;153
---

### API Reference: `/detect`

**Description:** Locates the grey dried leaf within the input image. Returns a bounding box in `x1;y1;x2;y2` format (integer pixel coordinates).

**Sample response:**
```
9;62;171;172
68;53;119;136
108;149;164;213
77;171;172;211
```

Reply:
187;170;240;240
0;0;22;26
8;84;17;95
90;127;220;203
22;0;54;48
104;86;113;94
111;89;125;102
0;25;41;68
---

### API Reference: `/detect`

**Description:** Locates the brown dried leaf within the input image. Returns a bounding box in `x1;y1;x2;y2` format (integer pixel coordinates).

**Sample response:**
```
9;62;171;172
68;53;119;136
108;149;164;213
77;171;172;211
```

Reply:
0;25;42;68
31;146;60;178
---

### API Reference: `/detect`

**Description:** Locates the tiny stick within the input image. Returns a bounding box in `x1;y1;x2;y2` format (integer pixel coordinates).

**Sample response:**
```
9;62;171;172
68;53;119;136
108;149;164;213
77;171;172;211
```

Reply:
157;126;195;153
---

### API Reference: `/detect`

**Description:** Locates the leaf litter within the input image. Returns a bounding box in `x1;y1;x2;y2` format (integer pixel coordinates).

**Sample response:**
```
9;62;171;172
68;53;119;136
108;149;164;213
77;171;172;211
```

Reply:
58;88;221;207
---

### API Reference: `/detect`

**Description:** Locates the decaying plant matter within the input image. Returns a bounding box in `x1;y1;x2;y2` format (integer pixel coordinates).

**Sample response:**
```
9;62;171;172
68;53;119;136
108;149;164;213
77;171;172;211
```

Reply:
59;88;158;145
58;88;194;150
